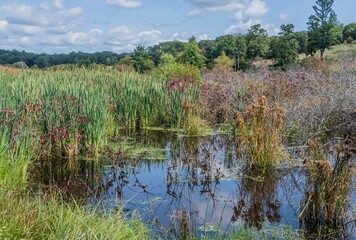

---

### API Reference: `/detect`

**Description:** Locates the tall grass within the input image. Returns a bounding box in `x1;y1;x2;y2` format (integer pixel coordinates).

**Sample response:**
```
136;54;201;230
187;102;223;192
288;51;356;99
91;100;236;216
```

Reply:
0;68;199;160
236;96;285;169
0;191;149;240
1;68;168;239
300;138;354;238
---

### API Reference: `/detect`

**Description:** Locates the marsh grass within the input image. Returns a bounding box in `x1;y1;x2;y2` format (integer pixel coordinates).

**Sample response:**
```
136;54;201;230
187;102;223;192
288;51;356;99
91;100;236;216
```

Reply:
300;138;355;238
236;96;285;169
0;68;200;161
0;191;149;240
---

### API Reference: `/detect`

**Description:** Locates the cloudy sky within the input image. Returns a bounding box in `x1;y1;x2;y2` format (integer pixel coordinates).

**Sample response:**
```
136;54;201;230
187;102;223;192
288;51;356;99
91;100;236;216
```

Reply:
0;0;354;53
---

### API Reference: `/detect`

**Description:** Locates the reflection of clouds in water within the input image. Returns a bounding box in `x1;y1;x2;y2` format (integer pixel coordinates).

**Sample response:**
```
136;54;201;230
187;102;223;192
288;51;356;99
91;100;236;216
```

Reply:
86;132;307;235
187;182;239;229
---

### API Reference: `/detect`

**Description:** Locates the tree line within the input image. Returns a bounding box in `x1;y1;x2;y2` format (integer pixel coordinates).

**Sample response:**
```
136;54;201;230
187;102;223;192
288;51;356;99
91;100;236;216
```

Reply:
1;0;355;71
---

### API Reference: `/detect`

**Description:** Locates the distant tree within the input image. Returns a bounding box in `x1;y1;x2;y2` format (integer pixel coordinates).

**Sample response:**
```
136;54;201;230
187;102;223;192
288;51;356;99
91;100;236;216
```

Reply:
235;34;248;70
158;53;175;65
269;24;300;68
307;0;339;60
198;39;217;68
246;24;269;59
213;52;234;70
294;31;309;54
342;23;356;41
215;35;238;60
132;46;154;73
177;41;205;69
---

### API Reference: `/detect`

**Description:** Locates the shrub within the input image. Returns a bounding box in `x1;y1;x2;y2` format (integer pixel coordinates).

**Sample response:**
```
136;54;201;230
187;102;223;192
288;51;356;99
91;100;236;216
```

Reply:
301;57;333;75
12;61;29;69
153;62;202;84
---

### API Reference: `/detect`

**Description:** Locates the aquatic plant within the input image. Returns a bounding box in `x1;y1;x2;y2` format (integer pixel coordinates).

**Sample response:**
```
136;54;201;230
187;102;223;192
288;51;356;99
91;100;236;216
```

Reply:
236;96;285;169
300;138;355;238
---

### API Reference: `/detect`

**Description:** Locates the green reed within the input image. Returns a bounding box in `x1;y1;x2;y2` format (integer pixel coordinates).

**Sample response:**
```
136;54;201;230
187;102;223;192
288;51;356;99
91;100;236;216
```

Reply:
0;68;199;160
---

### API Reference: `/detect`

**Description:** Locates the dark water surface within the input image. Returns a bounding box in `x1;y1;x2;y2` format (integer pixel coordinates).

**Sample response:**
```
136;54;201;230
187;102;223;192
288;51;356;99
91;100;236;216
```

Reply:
32;130;356;239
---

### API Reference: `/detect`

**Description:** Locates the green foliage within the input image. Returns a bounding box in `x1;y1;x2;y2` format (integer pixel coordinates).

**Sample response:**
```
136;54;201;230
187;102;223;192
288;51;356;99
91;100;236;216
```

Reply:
269;24;300;68
295;31;309;54
346;36;354;44
246;24;269;59
307;0;339;60
132;46;155;73
153;62;202;84
12;61;29;69
343;22;356;41
177;41;205;69
158;53;175;65
213;51;234;70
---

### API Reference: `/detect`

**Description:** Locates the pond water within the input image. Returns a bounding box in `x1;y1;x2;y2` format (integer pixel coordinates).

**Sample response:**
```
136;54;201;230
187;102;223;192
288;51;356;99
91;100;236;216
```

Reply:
32;130;356;239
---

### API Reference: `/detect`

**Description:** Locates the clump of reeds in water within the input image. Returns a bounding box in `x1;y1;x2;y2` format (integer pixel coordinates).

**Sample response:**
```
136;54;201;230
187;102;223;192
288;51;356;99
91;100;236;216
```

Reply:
300;138;355;238
236;96;285;169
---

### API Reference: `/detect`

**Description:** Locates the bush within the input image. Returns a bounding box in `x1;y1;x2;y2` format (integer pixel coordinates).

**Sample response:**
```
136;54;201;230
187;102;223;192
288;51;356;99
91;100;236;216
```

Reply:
346;36;354;44
12;61;29;69
153;62;202;84
301;57;333;75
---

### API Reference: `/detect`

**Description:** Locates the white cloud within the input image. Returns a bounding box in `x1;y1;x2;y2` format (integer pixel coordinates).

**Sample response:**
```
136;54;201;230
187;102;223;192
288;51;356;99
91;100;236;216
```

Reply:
245;0;268;18
206;2;245;12
0;20;8;32
198;34;209;41
279;13;288;20
63;29;103;45
234;10;244;21
53;0;64;9
188;9;203;16
225;18;261;34
106;0;143;9
105;26;162;51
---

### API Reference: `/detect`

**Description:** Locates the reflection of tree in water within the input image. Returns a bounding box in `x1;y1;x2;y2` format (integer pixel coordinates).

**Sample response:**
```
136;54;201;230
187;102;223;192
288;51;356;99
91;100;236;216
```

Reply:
231;168;282;229
163;135;236;238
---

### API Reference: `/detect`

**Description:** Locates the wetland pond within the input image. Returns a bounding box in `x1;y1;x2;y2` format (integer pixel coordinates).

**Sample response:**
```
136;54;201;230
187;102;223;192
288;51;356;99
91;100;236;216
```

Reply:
31;130;356;239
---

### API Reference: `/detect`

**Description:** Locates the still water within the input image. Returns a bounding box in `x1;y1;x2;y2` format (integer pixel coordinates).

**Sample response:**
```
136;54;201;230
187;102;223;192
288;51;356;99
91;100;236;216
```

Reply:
32;130;356;239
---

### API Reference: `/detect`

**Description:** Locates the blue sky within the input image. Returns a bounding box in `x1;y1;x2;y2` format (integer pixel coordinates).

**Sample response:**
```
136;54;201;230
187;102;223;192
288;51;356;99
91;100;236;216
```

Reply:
0;0;355;53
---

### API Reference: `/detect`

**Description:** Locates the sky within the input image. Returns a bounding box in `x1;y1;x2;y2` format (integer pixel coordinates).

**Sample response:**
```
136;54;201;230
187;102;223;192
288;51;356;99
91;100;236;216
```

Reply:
0;0;355;53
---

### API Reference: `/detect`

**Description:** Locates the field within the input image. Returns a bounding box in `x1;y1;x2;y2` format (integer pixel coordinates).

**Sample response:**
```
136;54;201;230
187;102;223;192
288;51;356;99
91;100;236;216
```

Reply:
0;51;356;239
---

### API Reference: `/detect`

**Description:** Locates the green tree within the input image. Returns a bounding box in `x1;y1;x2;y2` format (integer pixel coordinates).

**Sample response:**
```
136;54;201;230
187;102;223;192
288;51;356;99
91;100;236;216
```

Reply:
295;31;309;54
198;39;217;68
177;41;205;69
307;0;339;60
235;34;247;70
213;51;234;70
269;24;300;68
132;46;154;73
246;24;269;59
342;23;356;41
158;53;175;65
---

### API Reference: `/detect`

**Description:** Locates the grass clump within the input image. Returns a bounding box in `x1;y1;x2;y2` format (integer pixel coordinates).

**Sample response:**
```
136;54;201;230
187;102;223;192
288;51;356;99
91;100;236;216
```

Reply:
300;138;354;238
0;191;149;240
236;96;285;169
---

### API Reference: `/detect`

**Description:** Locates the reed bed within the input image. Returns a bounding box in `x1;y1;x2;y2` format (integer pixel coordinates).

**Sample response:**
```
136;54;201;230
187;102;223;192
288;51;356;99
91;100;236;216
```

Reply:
0;68;199;160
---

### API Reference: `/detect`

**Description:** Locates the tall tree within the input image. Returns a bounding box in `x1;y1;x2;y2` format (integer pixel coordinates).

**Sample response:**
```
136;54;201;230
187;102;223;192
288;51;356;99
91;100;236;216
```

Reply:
177;40;205;69
132;46;154;73
343;23;356;41
269;24;300;68
307;0;338;60
246;24;269;59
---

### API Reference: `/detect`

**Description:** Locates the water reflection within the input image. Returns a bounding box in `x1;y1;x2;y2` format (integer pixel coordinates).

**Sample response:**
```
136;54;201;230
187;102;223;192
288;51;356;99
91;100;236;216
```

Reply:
29;130;355;239
87;132;304;238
